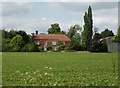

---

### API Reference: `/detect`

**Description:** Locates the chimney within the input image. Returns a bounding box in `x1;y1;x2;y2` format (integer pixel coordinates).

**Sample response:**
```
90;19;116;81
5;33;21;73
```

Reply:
36;31;38;35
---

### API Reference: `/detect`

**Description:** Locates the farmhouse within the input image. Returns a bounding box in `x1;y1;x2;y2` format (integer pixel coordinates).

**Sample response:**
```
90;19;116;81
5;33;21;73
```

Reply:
34;31;70;51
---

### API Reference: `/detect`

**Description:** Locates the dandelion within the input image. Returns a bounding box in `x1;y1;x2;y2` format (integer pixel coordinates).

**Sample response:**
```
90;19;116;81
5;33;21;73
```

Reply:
45;66;48;69
34;71;37;74
53;82;57;86
37;74;42;77
44;72;48;75
16;71;20;73
25;72;28;75
49;67;52;70
115;76;118;80
21;73;23;76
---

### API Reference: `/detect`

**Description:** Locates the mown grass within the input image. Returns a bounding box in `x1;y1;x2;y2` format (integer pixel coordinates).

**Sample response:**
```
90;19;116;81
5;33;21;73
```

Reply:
2;52;118;86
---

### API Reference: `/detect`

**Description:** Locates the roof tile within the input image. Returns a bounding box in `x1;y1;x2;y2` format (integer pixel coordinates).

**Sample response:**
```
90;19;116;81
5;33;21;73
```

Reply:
34;34;70;41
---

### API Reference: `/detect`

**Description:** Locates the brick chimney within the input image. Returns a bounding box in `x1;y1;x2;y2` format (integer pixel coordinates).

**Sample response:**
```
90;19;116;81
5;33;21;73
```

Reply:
36;31;38;35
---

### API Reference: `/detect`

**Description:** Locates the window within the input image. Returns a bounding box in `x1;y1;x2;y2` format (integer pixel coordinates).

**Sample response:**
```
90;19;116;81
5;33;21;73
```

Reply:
52;41;56;45
45;41;47;46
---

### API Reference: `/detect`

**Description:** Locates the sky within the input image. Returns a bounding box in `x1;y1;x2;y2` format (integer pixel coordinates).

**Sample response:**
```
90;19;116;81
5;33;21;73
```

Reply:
1;0;119;34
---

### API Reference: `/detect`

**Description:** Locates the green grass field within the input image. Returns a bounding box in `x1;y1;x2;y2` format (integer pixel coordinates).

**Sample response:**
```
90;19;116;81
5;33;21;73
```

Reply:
2;52;118;86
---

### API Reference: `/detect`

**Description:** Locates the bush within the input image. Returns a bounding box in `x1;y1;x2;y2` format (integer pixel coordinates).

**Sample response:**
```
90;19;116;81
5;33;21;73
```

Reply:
39;47;44;52
47;46;53;51
90;40;108;52
2;43;12;52
12;45;21;52
22;42;39;52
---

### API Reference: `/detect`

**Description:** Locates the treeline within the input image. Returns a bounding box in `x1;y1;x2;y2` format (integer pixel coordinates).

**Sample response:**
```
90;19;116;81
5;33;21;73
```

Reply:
47;6;115;52
47;23;115;52
2;30;39;52
2;6;119;52
2;24;116;52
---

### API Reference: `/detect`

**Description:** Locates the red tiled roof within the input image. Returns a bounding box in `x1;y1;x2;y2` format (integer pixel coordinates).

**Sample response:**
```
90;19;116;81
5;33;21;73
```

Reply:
34;34;70;41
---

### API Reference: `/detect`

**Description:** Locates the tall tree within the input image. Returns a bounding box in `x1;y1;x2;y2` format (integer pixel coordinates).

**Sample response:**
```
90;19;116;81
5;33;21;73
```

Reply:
48;23;61;34
82;6;93;50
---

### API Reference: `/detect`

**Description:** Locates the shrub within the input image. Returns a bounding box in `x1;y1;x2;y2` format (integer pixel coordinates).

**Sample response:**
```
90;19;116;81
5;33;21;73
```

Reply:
22;42;39;52
47;46;53;51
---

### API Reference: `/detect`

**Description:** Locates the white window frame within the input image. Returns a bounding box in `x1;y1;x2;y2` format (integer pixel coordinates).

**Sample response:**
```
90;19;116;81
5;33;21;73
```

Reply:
52;40;56;45
45;41;47;46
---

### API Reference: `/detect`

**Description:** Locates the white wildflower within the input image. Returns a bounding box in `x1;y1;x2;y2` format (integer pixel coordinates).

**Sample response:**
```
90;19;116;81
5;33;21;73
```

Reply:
44;72;48;75
25;72;28;75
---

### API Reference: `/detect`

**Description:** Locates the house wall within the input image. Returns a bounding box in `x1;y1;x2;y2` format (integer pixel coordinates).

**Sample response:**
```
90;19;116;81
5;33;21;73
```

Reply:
35;39;69;48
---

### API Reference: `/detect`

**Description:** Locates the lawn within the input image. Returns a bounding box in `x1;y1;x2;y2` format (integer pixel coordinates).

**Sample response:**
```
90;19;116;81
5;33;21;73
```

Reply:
2;52;118;86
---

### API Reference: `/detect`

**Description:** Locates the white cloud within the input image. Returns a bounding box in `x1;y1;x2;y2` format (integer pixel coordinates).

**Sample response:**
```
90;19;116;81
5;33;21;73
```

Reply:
2;2;30;16
1;2;118;34
2;15;83;34
93;7;118;33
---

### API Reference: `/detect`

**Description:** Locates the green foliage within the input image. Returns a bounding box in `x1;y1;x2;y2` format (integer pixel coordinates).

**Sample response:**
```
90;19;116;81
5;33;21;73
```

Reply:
93;33;101;41
47;46;53;51
90;40;108;52
2;29;39;52
90;27;108;52
10;34;24;51
2;30;9;39
17;30;29;43
2;43;12;52
101;28;114;38
9;30;17;39
67;25;82;51
112;27;120;43
57;41;65;51
48;23;61;34
22;42;39;52
2;52;118;86
82;6;93;50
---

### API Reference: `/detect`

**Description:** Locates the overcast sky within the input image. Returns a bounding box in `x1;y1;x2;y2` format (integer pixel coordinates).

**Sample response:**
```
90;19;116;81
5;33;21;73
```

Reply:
1;0;119;34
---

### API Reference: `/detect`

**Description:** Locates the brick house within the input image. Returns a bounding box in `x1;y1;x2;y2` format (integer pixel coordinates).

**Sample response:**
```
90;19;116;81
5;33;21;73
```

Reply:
34;33;70;51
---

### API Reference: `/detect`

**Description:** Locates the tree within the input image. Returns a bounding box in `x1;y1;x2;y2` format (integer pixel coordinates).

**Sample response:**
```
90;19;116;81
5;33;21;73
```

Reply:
93;27;101;41
10;34;24;51
101;28;114;38
2;30;9;39
56;41;65;51
9;29;17;39
82;6;93;50
48;23;61;34
17;30;29;43
112;26;120;43
67;25;82;50
22;42;39;52
90;27;103;52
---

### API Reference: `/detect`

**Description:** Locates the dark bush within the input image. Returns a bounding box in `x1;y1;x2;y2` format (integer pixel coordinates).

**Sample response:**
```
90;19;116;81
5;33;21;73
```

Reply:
22;42;39;52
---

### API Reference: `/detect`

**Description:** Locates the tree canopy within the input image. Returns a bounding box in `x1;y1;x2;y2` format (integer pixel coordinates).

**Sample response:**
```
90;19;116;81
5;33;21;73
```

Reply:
67;25;82;50
48;23;61;34
82;6;93;50
101;28;114;38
